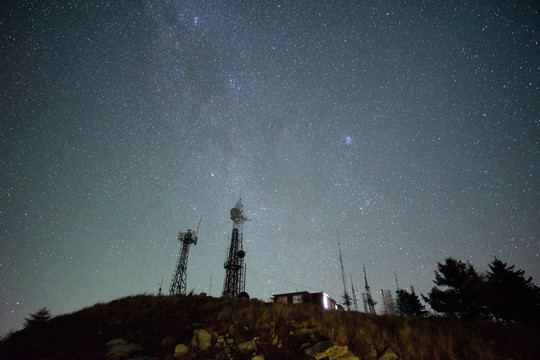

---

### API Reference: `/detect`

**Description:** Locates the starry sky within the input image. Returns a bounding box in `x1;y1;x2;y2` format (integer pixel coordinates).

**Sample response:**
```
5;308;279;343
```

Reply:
1;0;539;335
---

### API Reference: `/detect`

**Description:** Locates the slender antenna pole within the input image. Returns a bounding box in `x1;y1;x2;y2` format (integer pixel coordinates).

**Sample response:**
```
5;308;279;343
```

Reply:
350;274;359;311
195;215;202;237
336;227;351;311
209;275;213;296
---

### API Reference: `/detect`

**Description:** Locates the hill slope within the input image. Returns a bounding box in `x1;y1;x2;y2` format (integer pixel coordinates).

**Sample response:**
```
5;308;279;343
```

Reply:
1;293;538;359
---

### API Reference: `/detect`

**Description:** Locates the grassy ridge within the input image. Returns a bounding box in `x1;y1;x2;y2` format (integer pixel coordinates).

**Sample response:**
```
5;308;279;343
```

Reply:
1;293;539;359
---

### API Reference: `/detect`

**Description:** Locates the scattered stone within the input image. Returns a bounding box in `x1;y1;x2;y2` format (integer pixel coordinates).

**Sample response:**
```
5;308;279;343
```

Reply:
105;338;143;360
216;335;225;347
238;339;257;353
367;345;377;359
300;342;312;351
191;329;212;350
295;327;311;336
106;339;127;347
251;355;265;360
336;351;360;360
161;335;176;347
174;344;189;358
272;333;283;348
378;347;399;360
305;340;349;360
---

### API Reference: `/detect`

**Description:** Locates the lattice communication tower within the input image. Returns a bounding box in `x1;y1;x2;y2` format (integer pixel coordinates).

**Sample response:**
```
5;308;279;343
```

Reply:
169;218;200;295
362;264;376;314
222;199;249;298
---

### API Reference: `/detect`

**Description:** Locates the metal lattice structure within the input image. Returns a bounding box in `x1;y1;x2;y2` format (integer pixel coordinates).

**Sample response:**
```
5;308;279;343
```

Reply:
363;264;376;314
337;232;351;311
350;274;359;312
222;199;248;298
169;222;199;295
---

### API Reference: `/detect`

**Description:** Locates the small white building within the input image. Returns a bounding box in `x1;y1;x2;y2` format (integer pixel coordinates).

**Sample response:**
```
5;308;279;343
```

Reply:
272;291;344;311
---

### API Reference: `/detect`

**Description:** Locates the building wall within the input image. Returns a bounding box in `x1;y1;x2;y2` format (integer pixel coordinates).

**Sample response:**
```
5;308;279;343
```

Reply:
272;292;342;311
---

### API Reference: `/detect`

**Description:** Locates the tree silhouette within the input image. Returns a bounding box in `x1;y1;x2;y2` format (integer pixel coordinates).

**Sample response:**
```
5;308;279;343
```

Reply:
423;258;485;319
486;258;540;324
24;307;51;329
396;288;426;316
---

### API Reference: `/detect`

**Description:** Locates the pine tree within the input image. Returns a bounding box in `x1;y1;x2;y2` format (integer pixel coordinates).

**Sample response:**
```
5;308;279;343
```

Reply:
396;288;426;316
423;257;485;319
486;258;540;324
24;307;51;329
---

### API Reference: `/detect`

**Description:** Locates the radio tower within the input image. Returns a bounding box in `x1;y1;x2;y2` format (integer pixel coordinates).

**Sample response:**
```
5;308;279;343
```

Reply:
363;265;376;314
169;217;201;295
336;229;351;310
350;274;359;312
222;199;249;298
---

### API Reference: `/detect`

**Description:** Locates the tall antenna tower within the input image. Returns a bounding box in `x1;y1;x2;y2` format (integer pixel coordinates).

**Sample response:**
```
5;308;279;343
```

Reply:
222;199;249;298
394;270;400;291
362;293;369;312
169;216;201;295
336;229;351;311
363;265;376;314
350;274;359;312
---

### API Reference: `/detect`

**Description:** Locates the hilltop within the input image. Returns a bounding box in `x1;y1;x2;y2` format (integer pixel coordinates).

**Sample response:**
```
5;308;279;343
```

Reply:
1;293;538;360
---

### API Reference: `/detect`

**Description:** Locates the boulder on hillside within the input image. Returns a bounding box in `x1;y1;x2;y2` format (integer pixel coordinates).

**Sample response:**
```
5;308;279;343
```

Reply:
174;343;189;358
305;340;349;360
238;339;257;353
161;335;176;347
378;347;399;360
191;329;212;350
105;338;142;360
337;351;360;360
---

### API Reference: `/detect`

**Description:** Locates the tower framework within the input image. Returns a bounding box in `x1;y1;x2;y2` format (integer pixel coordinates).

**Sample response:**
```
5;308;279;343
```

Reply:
169;221;200;295
222;199;248;298
337;231;351;310
350;274;359;312
363;265;376;314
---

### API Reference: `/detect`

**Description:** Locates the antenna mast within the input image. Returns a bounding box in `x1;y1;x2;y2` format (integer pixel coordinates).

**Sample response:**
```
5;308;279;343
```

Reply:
394;270;400;291
169;216;201;295
350;274;359;312
336;228;351;311
363;265;376;314
158;276;164;295
222;199;249;298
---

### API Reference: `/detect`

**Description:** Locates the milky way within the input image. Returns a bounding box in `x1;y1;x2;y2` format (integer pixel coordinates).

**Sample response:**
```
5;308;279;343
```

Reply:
1;1;539;335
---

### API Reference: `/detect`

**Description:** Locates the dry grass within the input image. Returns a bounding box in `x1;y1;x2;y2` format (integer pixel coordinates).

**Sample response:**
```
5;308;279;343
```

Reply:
1;293;538;359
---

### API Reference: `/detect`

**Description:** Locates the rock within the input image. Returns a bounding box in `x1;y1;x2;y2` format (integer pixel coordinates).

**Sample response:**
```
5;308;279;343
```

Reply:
238;339;257;353
251;355;265;360
272;333;283;348
161;335;176;347
300;342;312;351
336;351;360;360
105;338;143;360
295;328;311;336
305;340;349;360
106;338;126;347
191;329;212;350
174;344;189;358
378;347;399;360
367;345;377;359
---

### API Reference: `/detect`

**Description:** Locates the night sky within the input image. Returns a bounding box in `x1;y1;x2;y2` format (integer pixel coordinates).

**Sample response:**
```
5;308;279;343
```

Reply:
1;1;539;335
